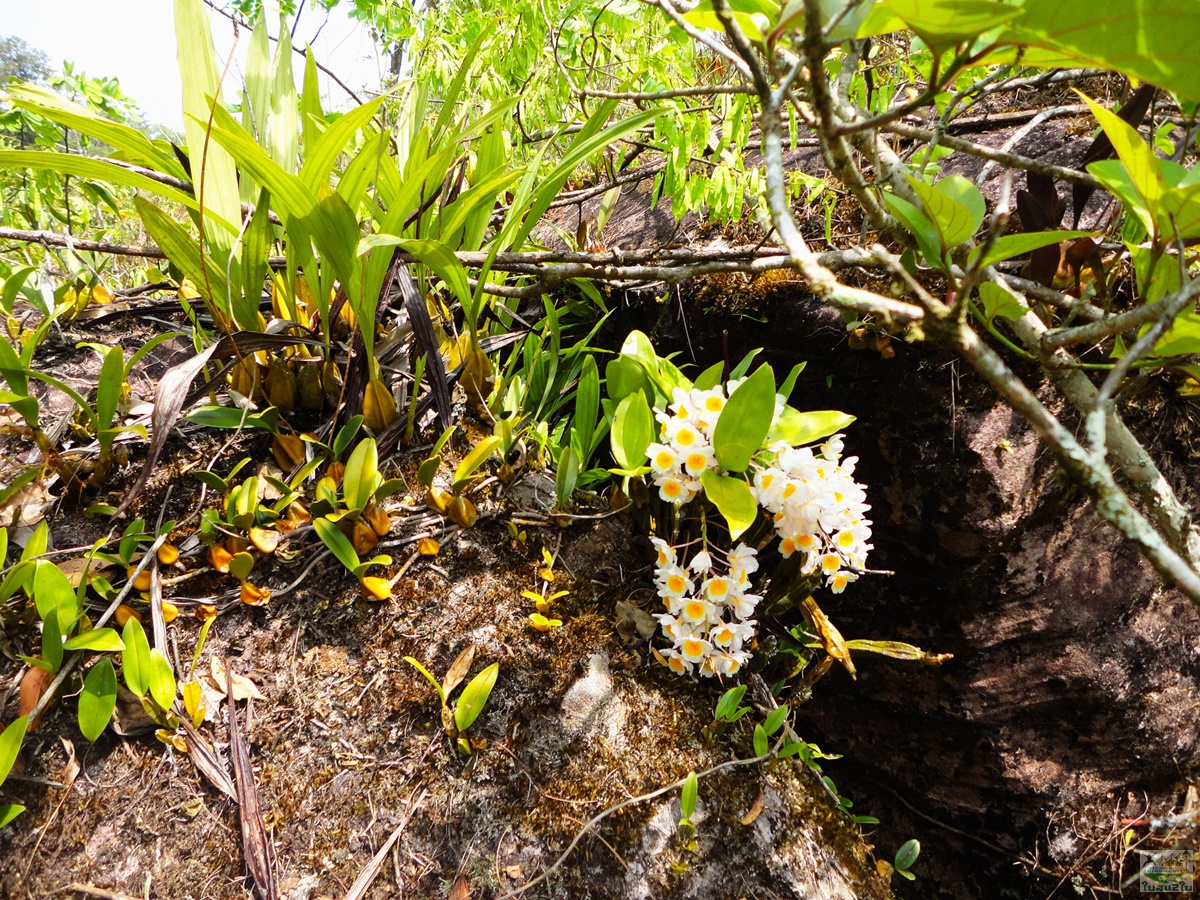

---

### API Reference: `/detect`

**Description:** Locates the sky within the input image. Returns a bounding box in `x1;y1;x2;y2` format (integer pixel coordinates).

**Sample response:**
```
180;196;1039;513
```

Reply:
0;0;386;130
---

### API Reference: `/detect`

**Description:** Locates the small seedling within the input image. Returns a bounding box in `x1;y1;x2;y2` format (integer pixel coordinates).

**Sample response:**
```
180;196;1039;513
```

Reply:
402;645;499;755
894;839;920;881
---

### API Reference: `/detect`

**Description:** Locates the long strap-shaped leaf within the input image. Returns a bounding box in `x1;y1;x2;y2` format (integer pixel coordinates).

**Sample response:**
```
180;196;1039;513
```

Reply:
227;664;278;900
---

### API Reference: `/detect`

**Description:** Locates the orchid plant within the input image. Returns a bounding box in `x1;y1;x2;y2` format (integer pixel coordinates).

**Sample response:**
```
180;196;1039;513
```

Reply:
606;332;874;680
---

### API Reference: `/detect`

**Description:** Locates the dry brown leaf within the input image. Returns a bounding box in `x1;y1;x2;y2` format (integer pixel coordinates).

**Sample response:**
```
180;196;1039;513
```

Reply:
448;876;470;900
205;657;266;701
57;555;113;588
443;645;476;698
59;737;79;789
0;477;52;529
18;665;53;730
800;595;856;680
740;789;764;826
227;662;279;900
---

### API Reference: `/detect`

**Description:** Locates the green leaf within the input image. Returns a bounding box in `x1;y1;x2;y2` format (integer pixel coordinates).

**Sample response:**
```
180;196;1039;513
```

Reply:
314;517;361;573
0;805;24;827
611;391;655;471
574;355;601;466
95;346;125;435
692;361;724;392
0;150;207;219
0;716;28;784
766;409;855;446
715;685;748;721
699;472;758;541
79;658;117;742
402;656;446;707
555;443;581;509
63;628;124;653
121;617;152;698
895;838;921;871
175;0;242;255
680;771;698;821
978;282;1026;323
908;175;984;252
970;230;1093;269
452;435;501;491
41;612;63;674
753;722;769;757
1079;93;1164;226
147;649;176;711
883;190;945;269
881;0;1022;48
1000;0;1200;103
712;364;775;473
344;438;380;513
33;560;78;636
763;704;789;736
453;662;499;732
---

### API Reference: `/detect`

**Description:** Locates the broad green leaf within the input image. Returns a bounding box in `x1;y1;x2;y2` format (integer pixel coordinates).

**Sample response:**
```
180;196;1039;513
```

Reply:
1080;93;1164;222
359;236;474;325
605;356;652;403
881;0;1022;48
33;560;78;635
692;361;725;392
715;684;748;721
699;472;758;541
881;190;944;270
453;662;499;732
611;392;655;471
79;658;117;742
344;439;380;513
767;408;855;446
63;628;124;653
971;230;1092;269
712;364;775;472
6;85;184;176
301;48;324;152
268;12;300;174
136;197;237;328
908;175;984;251
147;649;176;711
978;282;1026;323
95;346;125;434
314;517;362;573
895;838;921;871
0;716;28;783
555;443;581;509
574;355;601;465
121;617;152;698
1088;160;1156;238
1001;0;1200;102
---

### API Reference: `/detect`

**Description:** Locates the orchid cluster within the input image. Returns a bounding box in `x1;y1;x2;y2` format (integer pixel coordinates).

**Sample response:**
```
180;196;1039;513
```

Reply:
751;434;872;595
652;537;760;677
642;381;873;678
